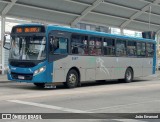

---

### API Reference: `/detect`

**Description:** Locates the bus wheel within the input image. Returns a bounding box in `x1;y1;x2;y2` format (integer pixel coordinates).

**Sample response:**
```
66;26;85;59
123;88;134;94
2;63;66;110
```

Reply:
124;68;133;83
34;83;45;88
64;69;79;88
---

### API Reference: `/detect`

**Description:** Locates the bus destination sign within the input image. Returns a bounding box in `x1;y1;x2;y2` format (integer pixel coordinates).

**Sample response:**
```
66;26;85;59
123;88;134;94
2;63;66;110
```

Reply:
15;27;41;33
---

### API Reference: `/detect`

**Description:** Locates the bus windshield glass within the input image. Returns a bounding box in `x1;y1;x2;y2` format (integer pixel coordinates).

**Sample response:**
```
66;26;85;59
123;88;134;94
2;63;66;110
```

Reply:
9;36;46;60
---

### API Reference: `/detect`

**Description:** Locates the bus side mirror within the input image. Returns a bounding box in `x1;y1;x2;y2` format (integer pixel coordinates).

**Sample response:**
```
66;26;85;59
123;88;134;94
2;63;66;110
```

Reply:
3;34;11;50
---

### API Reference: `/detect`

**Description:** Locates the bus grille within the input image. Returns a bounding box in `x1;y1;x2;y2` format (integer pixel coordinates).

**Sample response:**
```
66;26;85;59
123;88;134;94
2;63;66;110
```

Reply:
11;72;33;80
10;61;36;68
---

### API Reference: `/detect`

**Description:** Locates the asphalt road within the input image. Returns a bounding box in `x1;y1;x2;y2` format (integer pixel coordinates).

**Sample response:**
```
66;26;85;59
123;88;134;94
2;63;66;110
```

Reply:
0;73;160;122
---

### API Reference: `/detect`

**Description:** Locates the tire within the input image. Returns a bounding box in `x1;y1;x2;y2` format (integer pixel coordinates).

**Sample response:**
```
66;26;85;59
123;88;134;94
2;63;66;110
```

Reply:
34;83;45;88
124;68;133;83
64;69;79;88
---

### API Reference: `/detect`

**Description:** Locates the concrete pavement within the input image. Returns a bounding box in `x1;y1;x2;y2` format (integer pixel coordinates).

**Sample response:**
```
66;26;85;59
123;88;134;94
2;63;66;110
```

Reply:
0;75;8;81
0;76;159;121
0;71;159;122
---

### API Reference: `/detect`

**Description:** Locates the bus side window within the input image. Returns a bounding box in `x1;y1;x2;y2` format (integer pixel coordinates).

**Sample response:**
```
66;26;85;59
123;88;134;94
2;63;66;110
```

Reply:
103;38;115;56
127;41;136;56
146;43;154;57
71;35;88;55
116;40;127;56
49;36;58;53
89;38;96;55
58;38;68;54
95;38;102;55
83;39;88;55
49;36;68;54
142;43;146;56
137;42;146;57
89;37;102;56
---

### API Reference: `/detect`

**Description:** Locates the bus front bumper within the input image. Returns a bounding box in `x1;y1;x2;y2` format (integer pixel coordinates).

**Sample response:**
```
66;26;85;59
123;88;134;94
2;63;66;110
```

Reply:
7;65;52;83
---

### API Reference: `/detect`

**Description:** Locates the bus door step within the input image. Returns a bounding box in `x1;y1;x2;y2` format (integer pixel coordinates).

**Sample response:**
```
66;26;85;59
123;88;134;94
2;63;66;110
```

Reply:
45;83;56;89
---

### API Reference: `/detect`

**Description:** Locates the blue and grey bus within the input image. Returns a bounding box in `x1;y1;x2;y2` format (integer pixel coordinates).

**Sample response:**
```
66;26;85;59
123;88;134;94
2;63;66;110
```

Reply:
3;24;156;88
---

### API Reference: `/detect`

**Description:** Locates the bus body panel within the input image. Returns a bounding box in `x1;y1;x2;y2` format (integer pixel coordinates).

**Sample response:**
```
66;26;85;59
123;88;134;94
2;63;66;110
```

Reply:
47;26;156;83
143;58;153;77
153;44;157;74
130;58;143;77
52;56;154;83
6;25;156;85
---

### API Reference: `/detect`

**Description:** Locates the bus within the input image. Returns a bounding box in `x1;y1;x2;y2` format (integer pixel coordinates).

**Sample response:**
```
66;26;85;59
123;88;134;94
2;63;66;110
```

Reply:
3;24;156;88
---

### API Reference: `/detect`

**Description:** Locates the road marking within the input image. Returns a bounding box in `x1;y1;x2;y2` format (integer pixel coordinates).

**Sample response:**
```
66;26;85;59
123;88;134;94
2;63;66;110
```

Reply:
7;100;146;122
87;99;160;112
1;82;160;101
7;100;87;113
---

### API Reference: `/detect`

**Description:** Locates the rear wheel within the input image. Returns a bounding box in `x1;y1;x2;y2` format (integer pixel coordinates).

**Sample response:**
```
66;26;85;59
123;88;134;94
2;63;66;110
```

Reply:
34;83;45;88
124;68;133;83
64;69;79;88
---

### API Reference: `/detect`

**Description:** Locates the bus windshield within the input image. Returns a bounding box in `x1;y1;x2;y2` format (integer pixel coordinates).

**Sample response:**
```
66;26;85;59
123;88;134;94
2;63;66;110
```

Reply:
9;36;46;61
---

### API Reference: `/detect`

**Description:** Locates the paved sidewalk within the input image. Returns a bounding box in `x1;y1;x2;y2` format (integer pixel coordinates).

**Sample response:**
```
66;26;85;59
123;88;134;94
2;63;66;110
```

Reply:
0;75;8;82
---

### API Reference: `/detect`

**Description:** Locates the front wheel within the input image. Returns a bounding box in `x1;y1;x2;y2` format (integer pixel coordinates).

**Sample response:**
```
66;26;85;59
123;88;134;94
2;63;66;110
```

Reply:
64;69;79;88
124;68;133;83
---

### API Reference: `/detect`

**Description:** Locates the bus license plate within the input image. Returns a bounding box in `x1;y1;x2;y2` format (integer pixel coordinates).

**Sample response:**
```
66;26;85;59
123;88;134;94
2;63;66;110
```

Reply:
18;75;25;80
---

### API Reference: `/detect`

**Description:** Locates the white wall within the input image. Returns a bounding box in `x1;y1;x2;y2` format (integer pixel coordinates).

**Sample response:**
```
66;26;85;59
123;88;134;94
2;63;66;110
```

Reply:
0;20;19;69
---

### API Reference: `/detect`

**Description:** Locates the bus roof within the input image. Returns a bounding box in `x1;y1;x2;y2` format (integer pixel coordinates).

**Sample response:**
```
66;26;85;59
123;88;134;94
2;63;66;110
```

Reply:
47;25;156;44
13;24;156;44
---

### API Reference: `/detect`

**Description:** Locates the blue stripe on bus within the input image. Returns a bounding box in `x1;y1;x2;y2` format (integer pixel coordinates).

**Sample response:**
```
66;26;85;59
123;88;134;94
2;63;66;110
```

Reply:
14;24;156;43
46;25;156;44
47;62;54;82
153;44;156;74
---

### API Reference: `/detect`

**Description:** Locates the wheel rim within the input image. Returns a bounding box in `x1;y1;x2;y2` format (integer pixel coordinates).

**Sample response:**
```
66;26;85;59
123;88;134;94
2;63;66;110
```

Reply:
126;70;132;81
69;74;77;84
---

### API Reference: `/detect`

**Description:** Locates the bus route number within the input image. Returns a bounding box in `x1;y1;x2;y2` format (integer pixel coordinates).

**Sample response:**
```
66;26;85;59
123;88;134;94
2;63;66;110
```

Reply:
72;57;78;61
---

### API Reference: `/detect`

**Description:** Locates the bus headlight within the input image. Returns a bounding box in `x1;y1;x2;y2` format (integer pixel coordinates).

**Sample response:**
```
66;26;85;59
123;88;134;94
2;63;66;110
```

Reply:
34;66;46;76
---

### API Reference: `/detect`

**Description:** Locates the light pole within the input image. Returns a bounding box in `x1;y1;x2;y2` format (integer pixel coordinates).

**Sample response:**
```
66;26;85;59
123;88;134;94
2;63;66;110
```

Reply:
1;16;5;74
156;34;160;71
